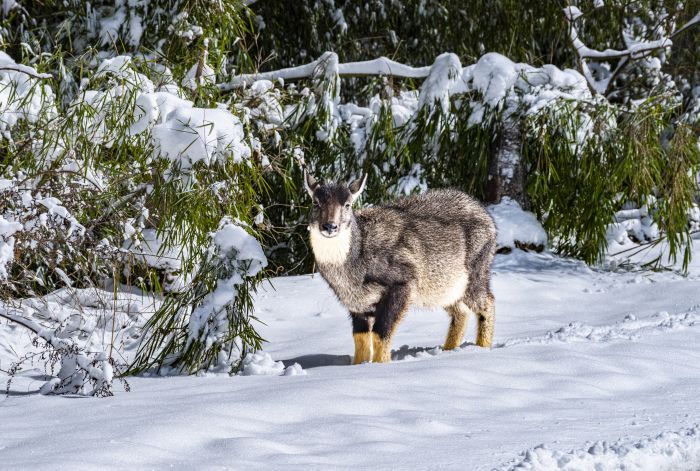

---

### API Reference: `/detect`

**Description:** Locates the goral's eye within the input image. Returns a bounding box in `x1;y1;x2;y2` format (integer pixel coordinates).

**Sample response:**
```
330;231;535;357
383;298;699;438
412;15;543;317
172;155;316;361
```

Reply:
344;202;351;209
313;200;319;207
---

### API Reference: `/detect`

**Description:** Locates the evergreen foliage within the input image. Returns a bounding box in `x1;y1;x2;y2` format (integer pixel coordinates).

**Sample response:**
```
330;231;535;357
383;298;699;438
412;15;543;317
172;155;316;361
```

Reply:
0;2;267;375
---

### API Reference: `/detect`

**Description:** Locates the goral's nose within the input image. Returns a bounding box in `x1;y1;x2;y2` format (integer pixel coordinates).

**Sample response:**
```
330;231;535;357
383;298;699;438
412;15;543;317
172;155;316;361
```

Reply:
322;222;338;233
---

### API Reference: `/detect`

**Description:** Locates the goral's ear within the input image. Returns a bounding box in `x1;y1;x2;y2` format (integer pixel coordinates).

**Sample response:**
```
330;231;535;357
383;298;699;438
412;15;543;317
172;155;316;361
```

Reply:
303;168;319;199
349;174;368;202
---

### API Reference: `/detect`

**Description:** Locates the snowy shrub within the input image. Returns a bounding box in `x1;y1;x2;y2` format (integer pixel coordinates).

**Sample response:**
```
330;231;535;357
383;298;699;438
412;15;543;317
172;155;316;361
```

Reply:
524;99;699;267
1;1;250;85
1;303;128;396
130;218;267;374
0;18;269;378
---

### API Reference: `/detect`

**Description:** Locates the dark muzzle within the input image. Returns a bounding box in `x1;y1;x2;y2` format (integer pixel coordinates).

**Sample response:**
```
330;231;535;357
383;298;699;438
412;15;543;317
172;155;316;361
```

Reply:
322;222;338;234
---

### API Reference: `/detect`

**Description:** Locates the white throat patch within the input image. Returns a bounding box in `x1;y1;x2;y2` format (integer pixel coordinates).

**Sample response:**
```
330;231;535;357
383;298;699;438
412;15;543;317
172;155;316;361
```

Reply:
309;225;352;265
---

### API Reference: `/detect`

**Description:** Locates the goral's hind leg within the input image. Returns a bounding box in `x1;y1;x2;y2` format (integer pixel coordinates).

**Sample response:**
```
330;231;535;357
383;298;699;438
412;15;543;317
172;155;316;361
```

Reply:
351;314;372;365
475;292;495;348
444;301;471;350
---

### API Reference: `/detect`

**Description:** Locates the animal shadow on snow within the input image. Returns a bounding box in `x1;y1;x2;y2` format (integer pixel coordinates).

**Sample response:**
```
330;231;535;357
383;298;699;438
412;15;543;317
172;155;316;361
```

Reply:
282;341;478;368
282;354;352;368
392;342;478;360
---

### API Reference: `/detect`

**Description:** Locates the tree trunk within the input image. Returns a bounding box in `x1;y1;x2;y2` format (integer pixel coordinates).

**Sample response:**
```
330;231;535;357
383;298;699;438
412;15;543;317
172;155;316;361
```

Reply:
485;119;529;209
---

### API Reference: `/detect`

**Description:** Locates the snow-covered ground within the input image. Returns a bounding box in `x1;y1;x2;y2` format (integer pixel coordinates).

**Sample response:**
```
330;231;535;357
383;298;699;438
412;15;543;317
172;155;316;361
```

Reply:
2;249;700;470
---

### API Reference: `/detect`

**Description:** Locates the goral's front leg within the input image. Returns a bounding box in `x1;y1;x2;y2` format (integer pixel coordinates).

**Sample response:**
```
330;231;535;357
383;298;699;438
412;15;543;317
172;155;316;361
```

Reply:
371;282;411;363
351;314;372;364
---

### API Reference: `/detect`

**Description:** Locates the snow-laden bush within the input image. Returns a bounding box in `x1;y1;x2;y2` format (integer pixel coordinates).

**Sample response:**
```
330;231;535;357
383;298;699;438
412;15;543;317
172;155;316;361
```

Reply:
0;48;269;383
1;280;161;395
131;218;267;374
1;0;250;90
525;98;699;266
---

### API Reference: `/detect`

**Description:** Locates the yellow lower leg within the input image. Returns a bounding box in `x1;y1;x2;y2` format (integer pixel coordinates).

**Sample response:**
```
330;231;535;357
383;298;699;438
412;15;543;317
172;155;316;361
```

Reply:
353;332;372;364
476;295;495;348
371;332;392;363
444;303;469;350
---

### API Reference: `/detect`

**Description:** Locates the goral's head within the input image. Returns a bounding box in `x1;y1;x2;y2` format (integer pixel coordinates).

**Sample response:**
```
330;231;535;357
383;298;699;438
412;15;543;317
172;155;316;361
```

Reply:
304;170;367;238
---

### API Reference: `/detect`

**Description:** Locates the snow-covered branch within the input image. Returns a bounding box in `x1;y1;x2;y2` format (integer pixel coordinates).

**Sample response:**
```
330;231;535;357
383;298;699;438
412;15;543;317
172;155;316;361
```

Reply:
220;54;432;90
220;55;331;90
570;28;672;61
564;5;700;95
0;51;52;79
671;11;700;38
338;58;431;78
0;67;52;79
